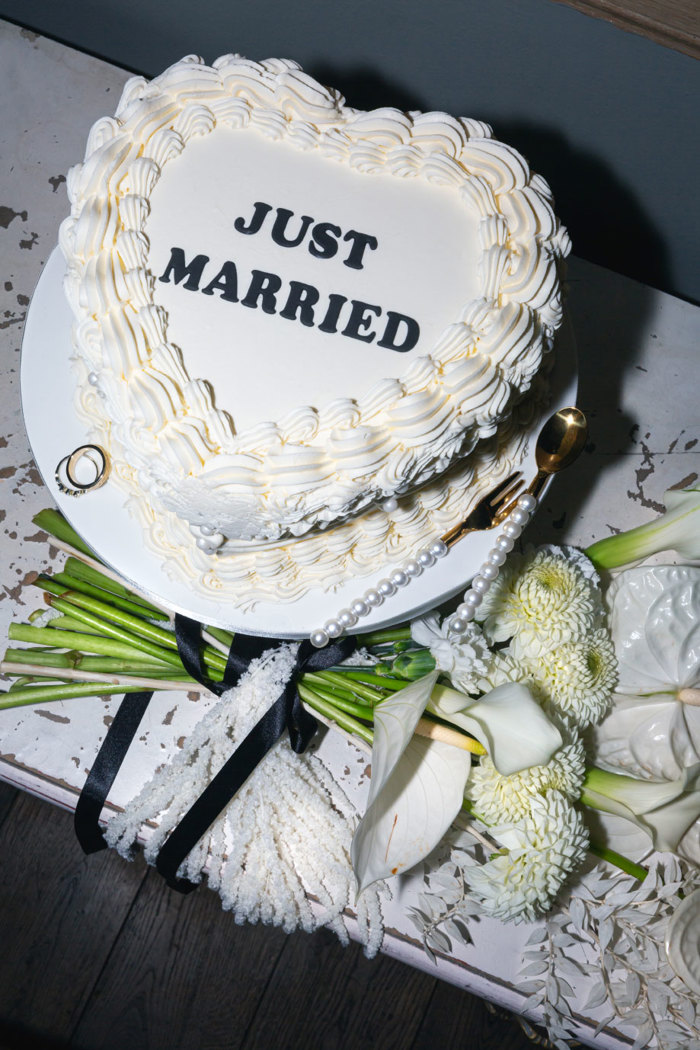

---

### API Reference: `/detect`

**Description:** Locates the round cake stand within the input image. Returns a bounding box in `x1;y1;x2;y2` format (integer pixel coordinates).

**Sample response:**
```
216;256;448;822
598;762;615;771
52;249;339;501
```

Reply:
21;247;578;639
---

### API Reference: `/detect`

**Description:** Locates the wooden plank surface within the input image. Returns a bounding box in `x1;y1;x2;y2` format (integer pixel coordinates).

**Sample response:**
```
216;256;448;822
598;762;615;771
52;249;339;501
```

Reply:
0;784;538;1050
0;788;148;1042
553;0;700;57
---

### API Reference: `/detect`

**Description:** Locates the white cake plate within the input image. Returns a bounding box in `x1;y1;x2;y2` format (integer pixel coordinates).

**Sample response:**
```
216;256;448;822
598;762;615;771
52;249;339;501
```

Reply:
21;247;577;638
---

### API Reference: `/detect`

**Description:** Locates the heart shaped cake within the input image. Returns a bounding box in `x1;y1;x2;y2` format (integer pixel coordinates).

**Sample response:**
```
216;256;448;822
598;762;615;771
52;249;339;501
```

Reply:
59;54;569;604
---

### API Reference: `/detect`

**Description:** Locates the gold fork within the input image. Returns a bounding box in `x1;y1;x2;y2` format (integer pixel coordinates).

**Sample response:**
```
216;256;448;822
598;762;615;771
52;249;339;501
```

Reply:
441;472;524;549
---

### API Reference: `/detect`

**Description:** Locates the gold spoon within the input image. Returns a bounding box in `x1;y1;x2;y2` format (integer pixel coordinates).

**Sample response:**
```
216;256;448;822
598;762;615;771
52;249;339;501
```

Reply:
527;406;588;500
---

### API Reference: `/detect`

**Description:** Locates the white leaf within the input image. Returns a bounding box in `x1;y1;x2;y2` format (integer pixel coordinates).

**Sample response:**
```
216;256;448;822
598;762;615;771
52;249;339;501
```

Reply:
352;734;471;892
584;979;609;1010
598;917;614;950
569;896;586;929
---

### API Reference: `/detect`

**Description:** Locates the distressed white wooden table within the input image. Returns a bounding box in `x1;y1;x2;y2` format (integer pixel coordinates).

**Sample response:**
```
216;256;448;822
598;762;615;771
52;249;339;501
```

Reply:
1;20;699;1049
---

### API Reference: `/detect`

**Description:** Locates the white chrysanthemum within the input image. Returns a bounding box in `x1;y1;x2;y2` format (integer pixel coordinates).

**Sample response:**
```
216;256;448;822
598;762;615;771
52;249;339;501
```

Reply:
524;627;618;729
464;792;589;923
411;612;492;694
467;738;587;823
477;547;603;659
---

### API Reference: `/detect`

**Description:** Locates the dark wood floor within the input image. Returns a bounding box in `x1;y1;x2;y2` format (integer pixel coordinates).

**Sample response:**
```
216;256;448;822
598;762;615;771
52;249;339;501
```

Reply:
0;781;539;1050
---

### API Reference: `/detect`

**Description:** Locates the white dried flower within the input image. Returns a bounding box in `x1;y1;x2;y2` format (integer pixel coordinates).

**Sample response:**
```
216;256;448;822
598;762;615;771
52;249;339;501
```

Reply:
523;627;618;729
411;612;492;694
106;644;385;954
465;791;589;923
467;737;587;823
477;547;603;660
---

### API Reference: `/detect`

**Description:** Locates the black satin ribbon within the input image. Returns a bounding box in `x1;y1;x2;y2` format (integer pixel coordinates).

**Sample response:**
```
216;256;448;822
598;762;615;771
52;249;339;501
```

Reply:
157;619;357;891
74;689;154;854
74;612;357;892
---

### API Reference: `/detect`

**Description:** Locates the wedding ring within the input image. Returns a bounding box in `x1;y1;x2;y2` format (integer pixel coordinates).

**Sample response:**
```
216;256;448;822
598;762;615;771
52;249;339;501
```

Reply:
55;444;110;496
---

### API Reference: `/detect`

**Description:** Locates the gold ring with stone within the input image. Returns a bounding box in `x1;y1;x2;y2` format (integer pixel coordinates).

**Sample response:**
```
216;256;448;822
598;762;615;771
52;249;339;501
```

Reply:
55;444;110;496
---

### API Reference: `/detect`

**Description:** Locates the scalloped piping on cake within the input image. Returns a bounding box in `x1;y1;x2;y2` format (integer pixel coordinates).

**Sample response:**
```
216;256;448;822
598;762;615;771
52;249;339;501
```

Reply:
60;53;570;561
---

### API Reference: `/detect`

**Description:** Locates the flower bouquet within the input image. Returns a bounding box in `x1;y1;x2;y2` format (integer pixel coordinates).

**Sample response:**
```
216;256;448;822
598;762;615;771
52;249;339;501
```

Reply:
1;487;699;1049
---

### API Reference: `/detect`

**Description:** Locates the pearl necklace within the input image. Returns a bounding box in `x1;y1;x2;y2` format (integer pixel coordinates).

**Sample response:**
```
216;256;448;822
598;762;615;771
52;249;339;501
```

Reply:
309;491;537;647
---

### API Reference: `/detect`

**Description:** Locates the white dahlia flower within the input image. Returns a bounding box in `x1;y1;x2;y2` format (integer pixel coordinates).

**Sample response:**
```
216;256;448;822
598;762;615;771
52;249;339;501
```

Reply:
477;547;603;660
467;738;587;823
464;791;589;923
524;627;618;729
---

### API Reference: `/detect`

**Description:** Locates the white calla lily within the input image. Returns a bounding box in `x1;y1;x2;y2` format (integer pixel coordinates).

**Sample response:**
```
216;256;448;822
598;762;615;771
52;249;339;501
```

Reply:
586;486;700;569
582;763;700;853
351;672;473;892
351;673;563;892
593;565;700;780
429;681;563;777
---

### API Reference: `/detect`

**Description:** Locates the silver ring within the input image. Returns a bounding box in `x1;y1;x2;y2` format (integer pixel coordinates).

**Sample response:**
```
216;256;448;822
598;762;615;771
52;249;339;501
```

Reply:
55;444;110;496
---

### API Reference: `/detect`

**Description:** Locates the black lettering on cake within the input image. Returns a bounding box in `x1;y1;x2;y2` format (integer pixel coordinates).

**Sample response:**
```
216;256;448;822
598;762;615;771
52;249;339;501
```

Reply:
241;270;282;313
159;248;420;352
279;281;320;326
201;261;239;301
271;208;314;249
317;293;347;334
233;203;379;272
342;231;378;271
234;201;272;235
309;222;342;261
159;247;209;291
342;300;381;343
377;311;420;353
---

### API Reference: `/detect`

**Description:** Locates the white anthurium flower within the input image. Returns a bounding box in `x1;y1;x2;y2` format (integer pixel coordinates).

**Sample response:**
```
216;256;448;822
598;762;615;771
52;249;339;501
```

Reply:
352;671;473;893
592;565;700;781
586;486;700;569
429;681;562;777
582;763;700;853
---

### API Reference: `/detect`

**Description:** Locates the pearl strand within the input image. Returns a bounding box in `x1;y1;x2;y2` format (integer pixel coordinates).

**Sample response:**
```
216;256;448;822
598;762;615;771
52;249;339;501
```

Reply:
309;539;449;649
447;491;537;635
309;491;537;649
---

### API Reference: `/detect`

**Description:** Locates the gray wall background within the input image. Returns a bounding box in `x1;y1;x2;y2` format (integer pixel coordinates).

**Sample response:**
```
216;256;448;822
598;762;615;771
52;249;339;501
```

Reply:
2;0;698;303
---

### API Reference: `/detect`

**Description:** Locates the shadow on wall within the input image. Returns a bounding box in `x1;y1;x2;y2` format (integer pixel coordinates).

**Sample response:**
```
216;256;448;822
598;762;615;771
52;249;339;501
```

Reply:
311;64;673;302
313;65;667;543
493;121;672;300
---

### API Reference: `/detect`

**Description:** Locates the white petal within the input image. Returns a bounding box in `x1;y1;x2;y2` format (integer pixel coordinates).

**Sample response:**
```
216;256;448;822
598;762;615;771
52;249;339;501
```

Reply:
364;671;438;812
432;681;562;776
351;736;471;893
607;566;700;694
593;693;700;781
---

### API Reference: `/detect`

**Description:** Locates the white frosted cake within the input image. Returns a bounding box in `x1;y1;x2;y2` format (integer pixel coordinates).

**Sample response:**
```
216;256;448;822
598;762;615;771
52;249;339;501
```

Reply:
59;54;570;605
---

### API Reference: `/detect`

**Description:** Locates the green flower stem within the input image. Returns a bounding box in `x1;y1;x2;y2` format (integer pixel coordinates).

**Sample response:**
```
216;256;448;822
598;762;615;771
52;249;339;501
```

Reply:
328;668;407;692
2;649;173;673
356;626;412;647
30;593;185;670
63;557;163;616
8;623;174;664
35;577;181;652
587;842;648;882
205;626;235;649
297;683;374;746
301;673;361;706
51;570;162;621
303;682;373;721
30;612;103;634
34;578;228;676
0;681;167;710
32;508;93;556
312;669;386;704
